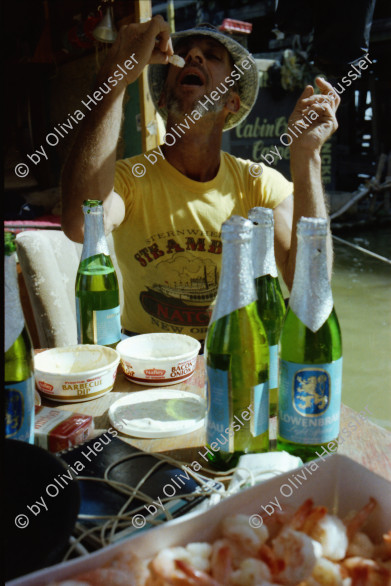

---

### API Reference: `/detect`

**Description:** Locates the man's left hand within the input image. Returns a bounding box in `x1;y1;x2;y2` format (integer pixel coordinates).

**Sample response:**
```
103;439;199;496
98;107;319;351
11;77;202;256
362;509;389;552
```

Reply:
289;77;340;155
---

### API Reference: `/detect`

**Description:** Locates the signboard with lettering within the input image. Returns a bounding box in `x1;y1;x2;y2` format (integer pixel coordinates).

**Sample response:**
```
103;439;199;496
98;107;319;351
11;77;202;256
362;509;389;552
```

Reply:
224;76;335;190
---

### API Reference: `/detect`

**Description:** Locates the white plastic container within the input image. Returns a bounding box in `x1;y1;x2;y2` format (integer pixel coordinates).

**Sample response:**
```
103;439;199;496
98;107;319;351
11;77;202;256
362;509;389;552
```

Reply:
7;454;391;586
34;345;120;402
116;333;201;386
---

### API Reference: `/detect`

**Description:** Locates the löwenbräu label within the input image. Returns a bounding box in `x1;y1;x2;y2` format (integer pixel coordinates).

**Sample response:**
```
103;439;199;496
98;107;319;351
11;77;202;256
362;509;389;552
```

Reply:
278;357;343;444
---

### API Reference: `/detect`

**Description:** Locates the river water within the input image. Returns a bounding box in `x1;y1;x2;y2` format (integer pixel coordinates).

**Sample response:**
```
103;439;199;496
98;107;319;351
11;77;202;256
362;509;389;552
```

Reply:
331;227;391;432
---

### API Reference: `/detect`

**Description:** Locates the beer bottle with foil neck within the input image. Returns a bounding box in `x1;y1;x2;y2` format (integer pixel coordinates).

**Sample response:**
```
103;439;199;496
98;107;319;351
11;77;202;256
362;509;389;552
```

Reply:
4;232;35;443
248;207;286;417
75;200;121;348
277;217;342;462
205;215;270;471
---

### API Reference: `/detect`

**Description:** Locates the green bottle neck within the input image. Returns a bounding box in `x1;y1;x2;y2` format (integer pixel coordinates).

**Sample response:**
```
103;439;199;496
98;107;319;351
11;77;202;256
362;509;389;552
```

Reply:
81;205;110;261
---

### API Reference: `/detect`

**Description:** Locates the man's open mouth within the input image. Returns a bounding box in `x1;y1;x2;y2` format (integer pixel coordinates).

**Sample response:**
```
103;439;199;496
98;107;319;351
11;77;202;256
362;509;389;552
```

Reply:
181;74;203;86
179;68;205;86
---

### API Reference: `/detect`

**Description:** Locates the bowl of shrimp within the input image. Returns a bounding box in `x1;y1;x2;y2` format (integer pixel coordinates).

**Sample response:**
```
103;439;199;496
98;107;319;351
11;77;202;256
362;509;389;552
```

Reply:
11;454;391;585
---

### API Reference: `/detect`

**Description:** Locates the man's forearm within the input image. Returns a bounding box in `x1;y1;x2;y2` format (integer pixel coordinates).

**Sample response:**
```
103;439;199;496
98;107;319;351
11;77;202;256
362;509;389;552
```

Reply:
61;86;126;242
60;16;173;243
287;150;333;288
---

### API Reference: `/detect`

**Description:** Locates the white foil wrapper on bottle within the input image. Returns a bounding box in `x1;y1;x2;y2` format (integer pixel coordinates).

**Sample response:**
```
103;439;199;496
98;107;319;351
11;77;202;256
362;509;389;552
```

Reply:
248;207;278;278
4;254;25;352
289;217;333;333
80;203;110;261
210;215;257;325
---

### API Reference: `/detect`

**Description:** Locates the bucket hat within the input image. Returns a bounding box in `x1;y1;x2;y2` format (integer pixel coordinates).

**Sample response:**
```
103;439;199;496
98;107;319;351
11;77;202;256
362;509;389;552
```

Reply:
148;24;259;131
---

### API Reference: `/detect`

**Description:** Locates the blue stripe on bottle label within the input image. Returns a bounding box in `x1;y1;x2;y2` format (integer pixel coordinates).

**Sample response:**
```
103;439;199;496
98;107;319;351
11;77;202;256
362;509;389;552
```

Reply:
76;298;81;343
278;358;343;444
5;376;35;444
269;344;278;390
252;382;269;436
93;306;121;345
206;367;232;449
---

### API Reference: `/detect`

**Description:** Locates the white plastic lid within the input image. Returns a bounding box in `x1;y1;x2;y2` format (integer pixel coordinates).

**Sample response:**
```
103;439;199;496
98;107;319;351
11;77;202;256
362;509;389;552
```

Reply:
108;389;206;438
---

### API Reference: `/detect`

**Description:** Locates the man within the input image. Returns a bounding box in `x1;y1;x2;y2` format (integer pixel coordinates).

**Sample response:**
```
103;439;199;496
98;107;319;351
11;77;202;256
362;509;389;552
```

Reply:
61;16;340;342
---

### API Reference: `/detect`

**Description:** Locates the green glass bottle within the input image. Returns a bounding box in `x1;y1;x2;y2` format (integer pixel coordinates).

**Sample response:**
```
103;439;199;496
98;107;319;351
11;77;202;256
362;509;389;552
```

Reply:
204;216;270;471
75;200;121;348
248;207;286;417
4;232;35;443
277;217;343;462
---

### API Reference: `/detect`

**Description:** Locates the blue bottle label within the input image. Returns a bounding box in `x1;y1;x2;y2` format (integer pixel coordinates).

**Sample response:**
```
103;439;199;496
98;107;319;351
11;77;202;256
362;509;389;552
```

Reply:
206;366;268;449
93;306;121;345
76;298;81;343
252;382;269;436
278;358;343;444
269;344;278;390
76;299;121;345
5;377;35;444
206;367;233;450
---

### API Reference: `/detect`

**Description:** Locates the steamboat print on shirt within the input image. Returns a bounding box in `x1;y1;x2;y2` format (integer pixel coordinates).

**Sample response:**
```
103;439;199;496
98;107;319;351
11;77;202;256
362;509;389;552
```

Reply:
140;252;219;334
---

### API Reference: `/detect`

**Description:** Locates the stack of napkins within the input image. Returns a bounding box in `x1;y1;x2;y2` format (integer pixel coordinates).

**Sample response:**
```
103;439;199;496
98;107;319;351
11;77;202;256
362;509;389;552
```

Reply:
227;451;303;494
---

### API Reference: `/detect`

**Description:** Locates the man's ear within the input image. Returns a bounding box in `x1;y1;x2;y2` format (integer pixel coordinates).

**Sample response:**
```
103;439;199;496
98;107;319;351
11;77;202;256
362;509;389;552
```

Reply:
225;92;240;115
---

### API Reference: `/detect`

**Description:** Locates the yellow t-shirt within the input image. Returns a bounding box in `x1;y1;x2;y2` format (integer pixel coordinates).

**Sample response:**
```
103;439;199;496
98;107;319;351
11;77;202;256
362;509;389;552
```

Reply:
113;150;292;340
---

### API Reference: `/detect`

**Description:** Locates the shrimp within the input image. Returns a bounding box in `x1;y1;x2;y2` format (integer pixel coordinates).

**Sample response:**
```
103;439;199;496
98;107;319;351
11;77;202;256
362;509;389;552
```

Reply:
285;498;348;561
174;560;221;585
220;514;269;557
209;542;233;583
374;531;391;562
346;532;375;559
288;499;328;536
308;515;349;561
271;527;320;585
307;557;350;586
344;498;377;541
230;558;273;585
146;544;213;586
342;556;391;585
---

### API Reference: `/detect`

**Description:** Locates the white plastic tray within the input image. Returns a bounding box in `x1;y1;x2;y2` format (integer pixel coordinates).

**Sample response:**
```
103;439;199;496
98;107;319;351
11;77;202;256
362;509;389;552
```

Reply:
8;454;391;585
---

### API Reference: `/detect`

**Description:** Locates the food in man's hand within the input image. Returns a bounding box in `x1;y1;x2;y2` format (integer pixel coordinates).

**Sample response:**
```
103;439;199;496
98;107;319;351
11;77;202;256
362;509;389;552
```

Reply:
168;54;185;67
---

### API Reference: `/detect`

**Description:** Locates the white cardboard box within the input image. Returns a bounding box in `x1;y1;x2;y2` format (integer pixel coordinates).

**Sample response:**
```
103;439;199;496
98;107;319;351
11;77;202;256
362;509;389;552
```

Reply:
8;454;391;585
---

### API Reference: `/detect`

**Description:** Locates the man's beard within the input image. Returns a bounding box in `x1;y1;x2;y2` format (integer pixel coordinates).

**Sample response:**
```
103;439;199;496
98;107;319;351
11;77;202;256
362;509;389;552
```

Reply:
164;87;228;120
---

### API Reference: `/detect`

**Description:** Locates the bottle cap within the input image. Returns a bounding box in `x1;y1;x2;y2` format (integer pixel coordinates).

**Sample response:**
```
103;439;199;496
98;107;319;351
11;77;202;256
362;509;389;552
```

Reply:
83;200;103;207
4;232;16;256
248;207;274;226
297;217;328;236
108;389;206;438
221;215;253;240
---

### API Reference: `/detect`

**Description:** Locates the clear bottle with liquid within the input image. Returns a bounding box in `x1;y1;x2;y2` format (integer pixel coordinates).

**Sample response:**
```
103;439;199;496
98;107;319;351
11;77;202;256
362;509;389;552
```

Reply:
205;215;270;470
4;232;35;443
248;207;286;417
75;200;121;348
277;217;343;462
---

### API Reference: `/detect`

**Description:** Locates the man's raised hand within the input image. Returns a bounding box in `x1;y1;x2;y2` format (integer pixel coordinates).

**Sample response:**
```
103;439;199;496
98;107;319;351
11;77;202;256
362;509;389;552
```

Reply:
98;15;173;88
